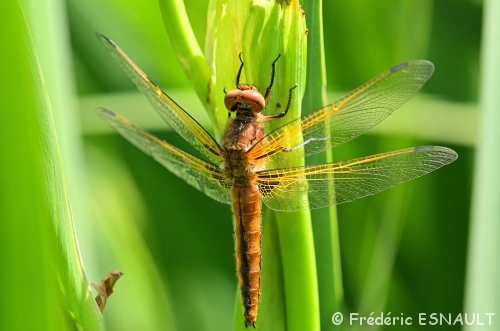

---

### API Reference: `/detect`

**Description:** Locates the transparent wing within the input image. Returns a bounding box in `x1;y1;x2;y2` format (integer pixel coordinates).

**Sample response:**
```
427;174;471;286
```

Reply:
97;33;223;164
97;108;232;205
248;61;435;166
257;146;457;211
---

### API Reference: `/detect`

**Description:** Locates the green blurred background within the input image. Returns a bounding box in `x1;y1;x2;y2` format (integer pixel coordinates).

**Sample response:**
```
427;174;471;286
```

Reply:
6;0;494;330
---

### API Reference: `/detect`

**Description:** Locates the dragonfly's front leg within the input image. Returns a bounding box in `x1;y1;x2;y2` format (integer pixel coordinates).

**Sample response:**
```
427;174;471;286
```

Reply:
262;85;297;121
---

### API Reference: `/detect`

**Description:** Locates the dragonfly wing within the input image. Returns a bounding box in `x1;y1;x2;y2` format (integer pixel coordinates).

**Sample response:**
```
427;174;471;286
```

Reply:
97;108;232;205
257;146;457;211
249;61;435;166
96;33;223;164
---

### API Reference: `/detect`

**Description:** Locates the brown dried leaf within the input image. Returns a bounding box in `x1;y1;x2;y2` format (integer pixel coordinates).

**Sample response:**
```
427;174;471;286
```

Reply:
91;269;124;313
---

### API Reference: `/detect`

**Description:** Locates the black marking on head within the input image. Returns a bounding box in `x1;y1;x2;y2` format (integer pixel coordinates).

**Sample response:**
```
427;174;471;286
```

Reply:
390;62;409;73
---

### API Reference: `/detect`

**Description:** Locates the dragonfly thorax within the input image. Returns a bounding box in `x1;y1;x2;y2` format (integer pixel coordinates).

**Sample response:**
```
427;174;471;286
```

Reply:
221;116;265;184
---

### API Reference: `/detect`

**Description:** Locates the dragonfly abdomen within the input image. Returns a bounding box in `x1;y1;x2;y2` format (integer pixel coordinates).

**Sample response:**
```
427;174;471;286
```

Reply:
232;184;261;328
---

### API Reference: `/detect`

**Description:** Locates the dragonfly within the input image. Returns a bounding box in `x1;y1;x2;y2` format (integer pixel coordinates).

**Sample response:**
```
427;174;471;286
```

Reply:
95;33;457;328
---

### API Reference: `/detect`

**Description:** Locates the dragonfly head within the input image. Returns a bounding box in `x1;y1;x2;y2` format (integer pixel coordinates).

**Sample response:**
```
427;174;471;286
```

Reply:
224;85;266;114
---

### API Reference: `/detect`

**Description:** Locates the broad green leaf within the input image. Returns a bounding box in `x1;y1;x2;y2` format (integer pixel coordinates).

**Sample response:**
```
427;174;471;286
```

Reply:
464;0;500;328
0;1;100;329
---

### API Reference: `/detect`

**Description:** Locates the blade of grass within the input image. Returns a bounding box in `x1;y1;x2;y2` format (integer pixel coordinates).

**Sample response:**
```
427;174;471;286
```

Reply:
301;0;343;329
273;2;320;330
0;1;100;329
24;0;101;285
157;0;211;117
464;0;500;326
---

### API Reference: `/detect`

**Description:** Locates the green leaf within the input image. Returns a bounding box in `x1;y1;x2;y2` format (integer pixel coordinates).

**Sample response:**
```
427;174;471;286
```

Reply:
302;1;344;329
157;0;211;119
0;0;100;329
464;0;500;326
25;0;102;290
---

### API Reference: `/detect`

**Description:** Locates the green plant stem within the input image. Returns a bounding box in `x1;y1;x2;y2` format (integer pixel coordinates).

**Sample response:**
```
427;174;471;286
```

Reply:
302;0;343;329
275;2;320;329
157;0;211;106
276;211;320;331
464;0;500;327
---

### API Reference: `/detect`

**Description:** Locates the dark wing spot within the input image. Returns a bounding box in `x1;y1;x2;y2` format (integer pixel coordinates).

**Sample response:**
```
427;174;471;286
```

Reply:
413;146;435;152
98;107;116;116
390;62;409;73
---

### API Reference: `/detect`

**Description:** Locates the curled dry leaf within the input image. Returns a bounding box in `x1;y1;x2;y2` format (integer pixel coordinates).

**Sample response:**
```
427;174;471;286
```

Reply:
91;269;124;313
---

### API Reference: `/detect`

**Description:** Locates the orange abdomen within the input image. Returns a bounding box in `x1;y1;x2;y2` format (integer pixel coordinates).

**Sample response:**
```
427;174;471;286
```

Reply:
232;184;261;328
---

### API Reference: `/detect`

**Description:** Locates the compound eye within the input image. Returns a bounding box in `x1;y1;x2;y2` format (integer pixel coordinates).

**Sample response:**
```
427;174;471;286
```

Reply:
224;89;241;111
241;90;265;111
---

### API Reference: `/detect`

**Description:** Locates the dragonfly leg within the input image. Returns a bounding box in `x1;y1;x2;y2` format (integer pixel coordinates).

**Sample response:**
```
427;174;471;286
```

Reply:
263;54;281;103
236;53;245;87
263;85;297;121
